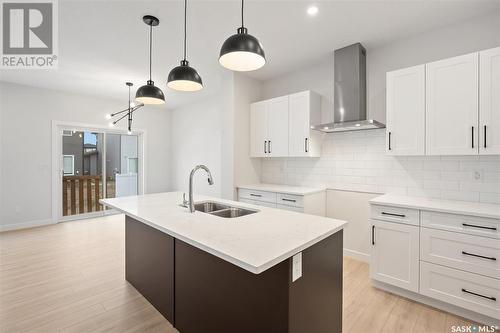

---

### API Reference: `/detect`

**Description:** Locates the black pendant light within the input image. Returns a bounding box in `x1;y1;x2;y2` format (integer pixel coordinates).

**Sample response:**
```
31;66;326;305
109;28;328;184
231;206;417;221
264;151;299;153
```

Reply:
167;0;203;91
136;15;165;105
219;0;266;72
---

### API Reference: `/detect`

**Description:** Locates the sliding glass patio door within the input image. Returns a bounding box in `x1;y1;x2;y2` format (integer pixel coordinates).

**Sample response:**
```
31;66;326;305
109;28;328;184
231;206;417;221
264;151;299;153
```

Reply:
59;128;140;220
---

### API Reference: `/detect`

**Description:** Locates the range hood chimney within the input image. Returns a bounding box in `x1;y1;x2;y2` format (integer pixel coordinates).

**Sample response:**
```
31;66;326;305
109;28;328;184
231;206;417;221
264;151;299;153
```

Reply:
311;43;385;133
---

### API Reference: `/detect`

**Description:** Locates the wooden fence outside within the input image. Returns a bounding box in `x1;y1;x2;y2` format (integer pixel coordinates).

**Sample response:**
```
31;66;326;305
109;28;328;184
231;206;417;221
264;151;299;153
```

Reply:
62;175;102;216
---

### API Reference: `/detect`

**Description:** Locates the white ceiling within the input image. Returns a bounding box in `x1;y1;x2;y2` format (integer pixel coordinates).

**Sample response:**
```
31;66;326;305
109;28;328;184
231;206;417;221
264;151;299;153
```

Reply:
2;0;500;110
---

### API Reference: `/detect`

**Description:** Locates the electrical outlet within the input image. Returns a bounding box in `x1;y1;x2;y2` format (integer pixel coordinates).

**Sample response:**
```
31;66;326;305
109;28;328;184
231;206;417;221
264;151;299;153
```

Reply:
292;252;302;282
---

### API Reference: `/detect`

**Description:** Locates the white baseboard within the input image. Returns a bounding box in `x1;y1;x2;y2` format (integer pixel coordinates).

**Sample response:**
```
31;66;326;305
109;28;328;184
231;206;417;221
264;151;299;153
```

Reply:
343;248;370;263
372;280;500;327
0;218;55;232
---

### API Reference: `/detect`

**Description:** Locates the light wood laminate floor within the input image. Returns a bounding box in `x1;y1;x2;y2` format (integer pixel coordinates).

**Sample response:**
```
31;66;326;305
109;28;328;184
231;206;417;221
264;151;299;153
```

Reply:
0;215;478;333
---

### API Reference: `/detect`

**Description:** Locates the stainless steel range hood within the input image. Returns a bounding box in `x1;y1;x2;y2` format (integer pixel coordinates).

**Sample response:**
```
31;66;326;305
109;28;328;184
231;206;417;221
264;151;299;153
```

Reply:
311;43;385;133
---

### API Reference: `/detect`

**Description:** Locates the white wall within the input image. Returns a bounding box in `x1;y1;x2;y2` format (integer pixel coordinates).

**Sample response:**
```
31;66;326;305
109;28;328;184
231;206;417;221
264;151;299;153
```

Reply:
368;10;500;123
262;129;500;204
232;73;262;199
169;72;262;200
262;10;500;124
170;92;225;197
0;81;171;229
260;11;500;259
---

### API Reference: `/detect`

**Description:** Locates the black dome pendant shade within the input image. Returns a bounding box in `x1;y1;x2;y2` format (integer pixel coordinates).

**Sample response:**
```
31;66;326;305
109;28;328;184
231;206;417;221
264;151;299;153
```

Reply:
219;0;265;72
136;15;165;105
167;0;203;92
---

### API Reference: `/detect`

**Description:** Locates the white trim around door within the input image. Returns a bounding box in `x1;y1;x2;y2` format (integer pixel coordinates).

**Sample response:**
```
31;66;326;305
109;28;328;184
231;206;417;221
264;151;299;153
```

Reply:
51;120;147;223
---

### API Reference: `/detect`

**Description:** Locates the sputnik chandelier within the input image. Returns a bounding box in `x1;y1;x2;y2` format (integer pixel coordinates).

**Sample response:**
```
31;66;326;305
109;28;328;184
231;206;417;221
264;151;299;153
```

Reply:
106;82;143;134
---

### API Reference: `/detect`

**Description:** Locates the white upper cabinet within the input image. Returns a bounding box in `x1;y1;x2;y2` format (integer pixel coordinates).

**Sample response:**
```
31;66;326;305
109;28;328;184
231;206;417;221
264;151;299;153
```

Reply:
386;65;426;155
288;91;321;157
426;52;479;155
250;101;268;157
267;96;289;157
480;46;500;155
250;91;321;158
387;47;500;156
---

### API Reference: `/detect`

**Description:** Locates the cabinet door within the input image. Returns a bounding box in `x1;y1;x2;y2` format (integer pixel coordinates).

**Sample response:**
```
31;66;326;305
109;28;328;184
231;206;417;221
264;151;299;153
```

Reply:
480;47;500;155
370;219;419;292
426;53;479;155
288;92;310;157
250;101;268;157
386;65;425;155
267;96;289;157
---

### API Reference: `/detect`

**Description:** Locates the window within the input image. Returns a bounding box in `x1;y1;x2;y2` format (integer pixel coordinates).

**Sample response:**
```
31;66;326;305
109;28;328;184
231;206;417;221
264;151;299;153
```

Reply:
63;155;75;176
128;158;138;174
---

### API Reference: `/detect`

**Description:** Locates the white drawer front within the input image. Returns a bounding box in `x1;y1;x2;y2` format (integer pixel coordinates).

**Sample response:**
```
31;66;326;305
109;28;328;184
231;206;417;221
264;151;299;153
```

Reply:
420;261;500;319
276;204;303;212
238;189;277;204
420;228;500;279
370;205;419;226
238;197;277;208
421;211;500;239
277;193;303;208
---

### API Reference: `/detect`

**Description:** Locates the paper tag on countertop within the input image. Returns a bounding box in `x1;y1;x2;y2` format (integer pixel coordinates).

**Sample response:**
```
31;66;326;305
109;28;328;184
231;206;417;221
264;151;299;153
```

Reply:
292;252;302;282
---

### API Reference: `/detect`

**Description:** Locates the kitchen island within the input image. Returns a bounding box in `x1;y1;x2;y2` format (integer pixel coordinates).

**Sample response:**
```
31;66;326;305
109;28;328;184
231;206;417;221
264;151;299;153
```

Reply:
101;192;347;333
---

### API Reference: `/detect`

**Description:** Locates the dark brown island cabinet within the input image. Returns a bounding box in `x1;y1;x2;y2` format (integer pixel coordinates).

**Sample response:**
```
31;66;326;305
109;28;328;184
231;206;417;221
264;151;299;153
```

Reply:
125;216;343;333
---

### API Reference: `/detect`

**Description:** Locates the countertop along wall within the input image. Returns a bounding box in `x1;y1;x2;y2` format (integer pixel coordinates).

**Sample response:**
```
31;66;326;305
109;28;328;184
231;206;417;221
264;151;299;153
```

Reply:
260;11;500;260
0;81;171;230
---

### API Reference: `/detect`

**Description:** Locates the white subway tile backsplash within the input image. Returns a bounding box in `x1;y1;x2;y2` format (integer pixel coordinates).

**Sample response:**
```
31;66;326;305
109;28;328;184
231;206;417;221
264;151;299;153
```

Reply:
260;129;500;204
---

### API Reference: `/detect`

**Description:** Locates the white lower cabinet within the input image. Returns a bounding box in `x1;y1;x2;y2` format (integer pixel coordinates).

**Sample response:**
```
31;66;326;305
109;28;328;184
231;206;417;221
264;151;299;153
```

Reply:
420;227;500;279
237;186;326;216
370;219;419;292
420;261;500;319
370;199;500;322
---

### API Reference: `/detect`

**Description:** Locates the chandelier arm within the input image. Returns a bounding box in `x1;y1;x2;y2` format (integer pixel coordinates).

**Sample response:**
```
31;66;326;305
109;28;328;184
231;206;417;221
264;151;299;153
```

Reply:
113;112;130;124
111;108;130;117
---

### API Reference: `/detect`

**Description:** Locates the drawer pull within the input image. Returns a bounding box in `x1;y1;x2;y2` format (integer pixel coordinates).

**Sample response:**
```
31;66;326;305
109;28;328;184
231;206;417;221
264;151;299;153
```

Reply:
250;194;262;197
461;251;496;261
381;212;406;218
462;223;497;231
461;288;496;302
282;198;296;203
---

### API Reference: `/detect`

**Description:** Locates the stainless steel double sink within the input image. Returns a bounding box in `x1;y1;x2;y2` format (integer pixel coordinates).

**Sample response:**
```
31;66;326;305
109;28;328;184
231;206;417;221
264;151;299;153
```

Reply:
194;201;258;218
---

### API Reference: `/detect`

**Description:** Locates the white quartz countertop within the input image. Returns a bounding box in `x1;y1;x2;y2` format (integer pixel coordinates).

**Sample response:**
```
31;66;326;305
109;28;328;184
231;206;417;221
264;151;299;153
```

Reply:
237;183;325;195
370;194;500;219
101;192;346;274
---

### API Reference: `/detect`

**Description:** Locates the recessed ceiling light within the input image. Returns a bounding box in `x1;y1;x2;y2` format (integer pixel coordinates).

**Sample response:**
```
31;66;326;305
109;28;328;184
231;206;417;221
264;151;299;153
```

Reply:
307;5;319;16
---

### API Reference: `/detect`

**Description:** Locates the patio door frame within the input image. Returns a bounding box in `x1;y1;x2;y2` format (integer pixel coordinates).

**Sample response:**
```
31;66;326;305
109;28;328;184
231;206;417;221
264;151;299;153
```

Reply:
51;120;146;223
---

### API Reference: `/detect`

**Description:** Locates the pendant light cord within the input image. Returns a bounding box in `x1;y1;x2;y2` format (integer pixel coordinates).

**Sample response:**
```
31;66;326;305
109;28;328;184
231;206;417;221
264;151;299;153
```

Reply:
241;0;244;28
149;24;152;81
183;0;187;61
